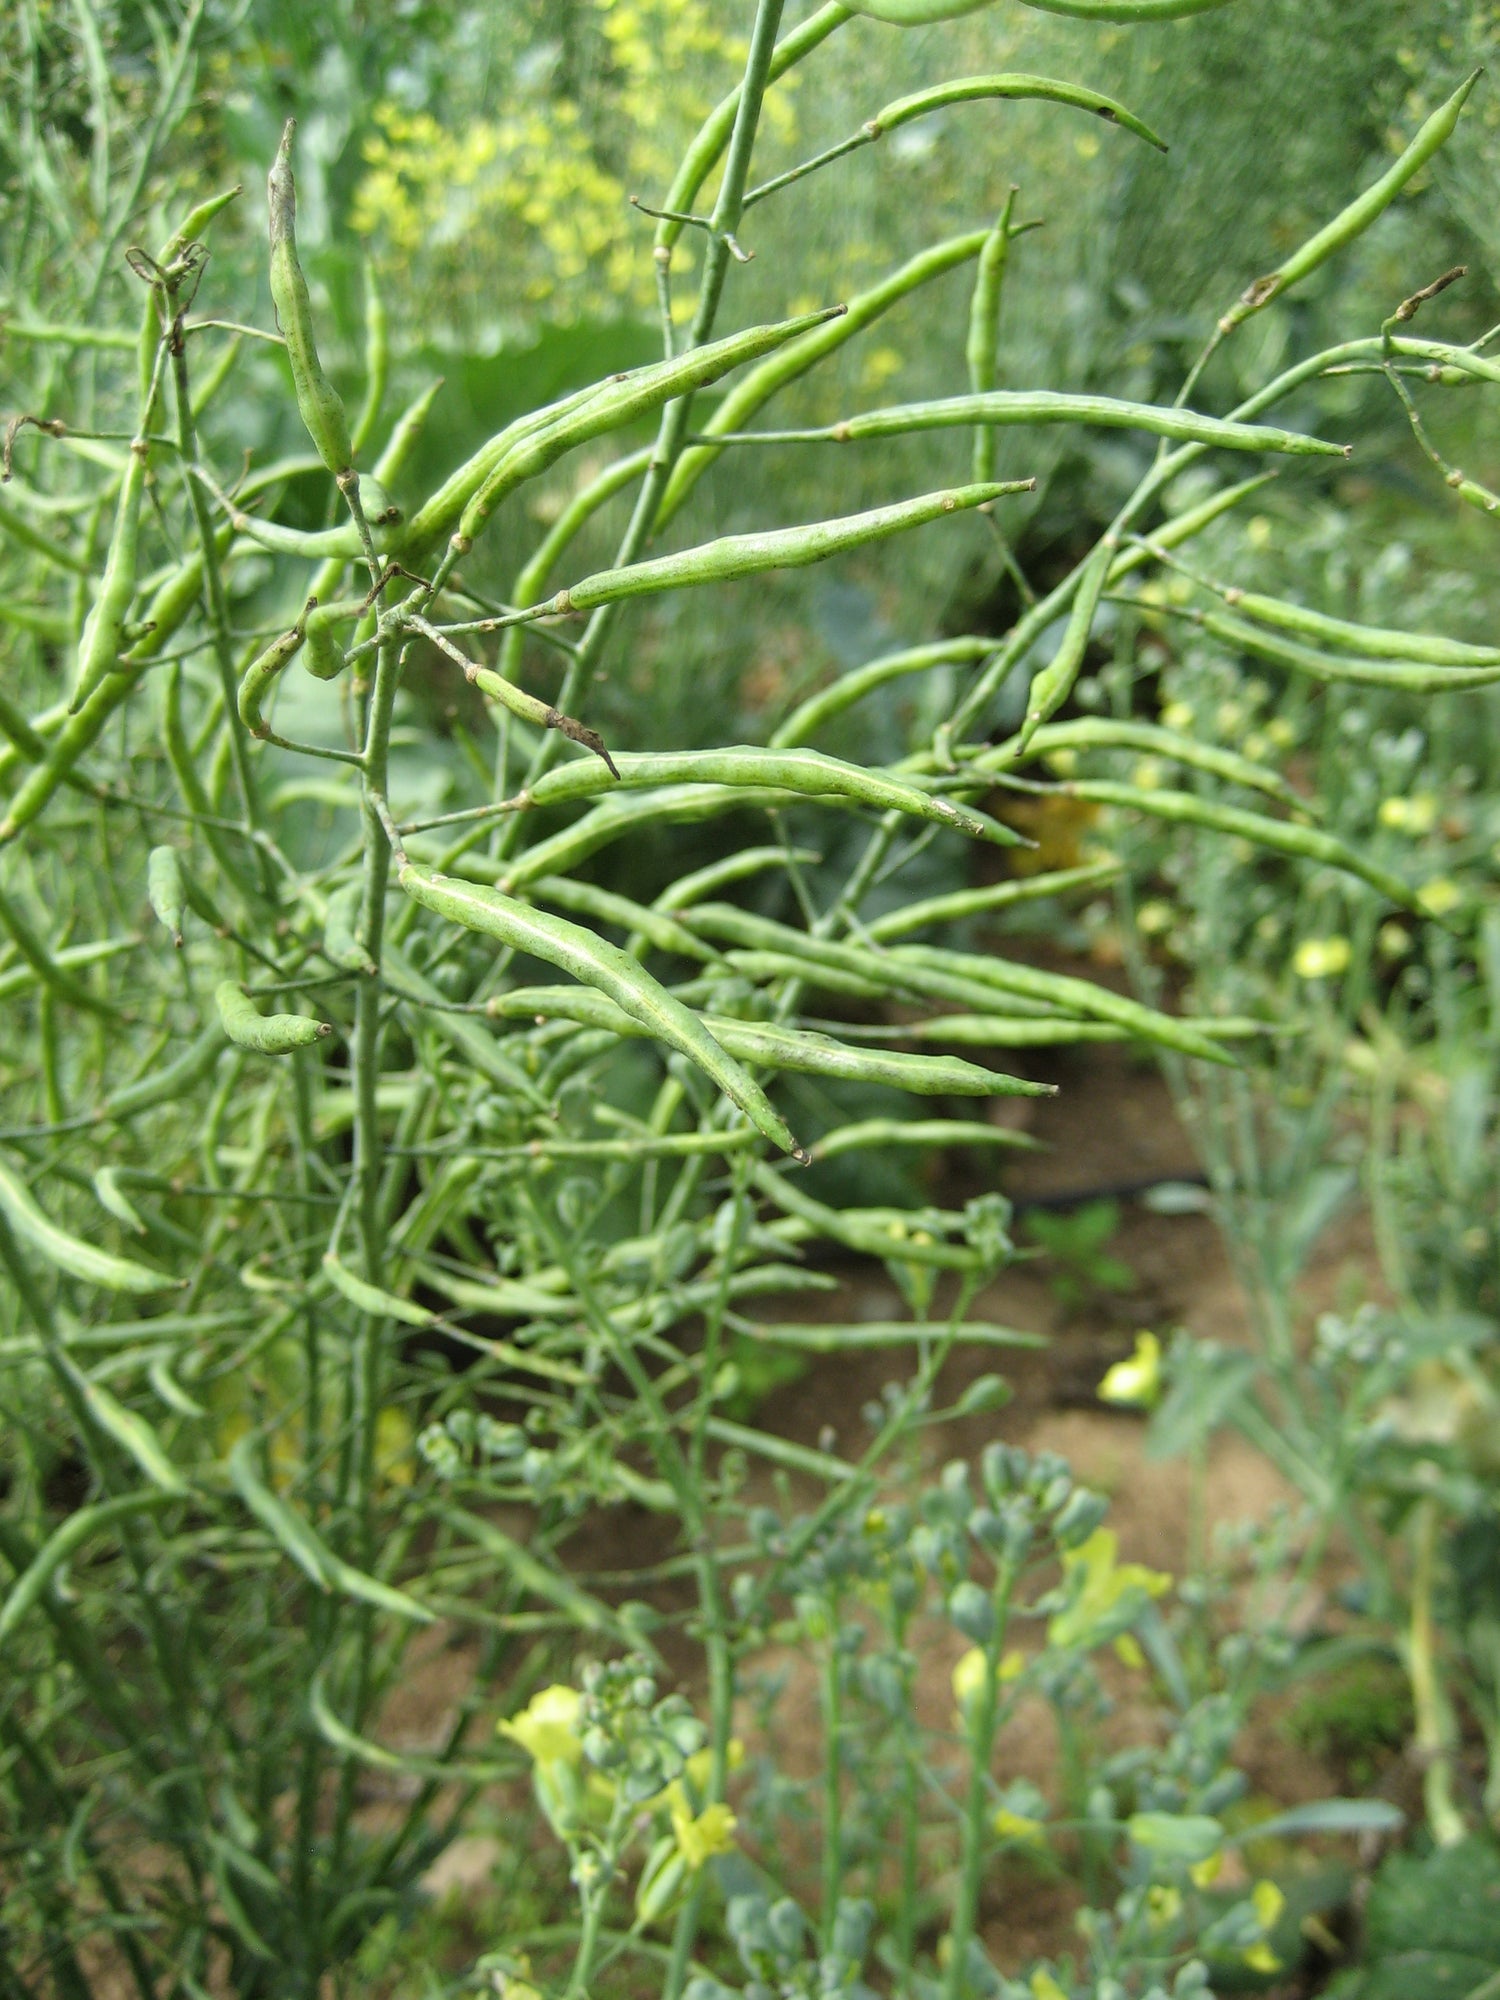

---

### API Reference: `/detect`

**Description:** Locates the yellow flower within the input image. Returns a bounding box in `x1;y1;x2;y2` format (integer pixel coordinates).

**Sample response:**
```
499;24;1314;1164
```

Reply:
375;1406;414;1489
1266;715;1296;749
1161;700;1195;732
1147;1884;1183;1927
497;1685;583;1766
1098;1330;1162;1410
1418;876;1462;916
1292;936;1351;979
993;1807;1047;1846
952;1646;1025;1712
1252;1879;1286;1930
669;1799;737;1868
1031;1972;1070;2000
1246;514;1273;549
1379;793;1436;833
1047;1530;1171;1652
1135;900;1174;938
1190;1850;1224;1889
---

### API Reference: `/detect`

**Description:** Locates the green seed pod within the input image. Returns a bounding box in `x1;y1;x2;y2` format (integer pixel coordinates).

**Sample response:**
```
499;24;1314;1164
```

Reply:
550;482;1031;616
1018;539;1113;748
216;980;331;1054
69;445;147;713
845;0;996;19
267;120;354;478
0;1157;172;1292
398;861;808;1161
323;881;375;974
147;845;186;947
302;600;354;682
238;599;314;735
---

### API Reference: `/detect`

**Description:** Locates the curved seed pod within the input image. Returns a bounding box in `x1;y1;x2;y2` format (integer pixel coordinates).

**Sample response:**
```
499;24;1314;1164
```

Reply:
302;599;357;682
398;861;807;1161
967;191;1018;484
1180;607;1500;693
980;717;1304;810
322;1252;434;1327
873;74;1166;152
93;1167;148;1235
323;881;375;973
487;984;1049;1097
216;980;331;1053
228;1437;432;1623
69;444;147;713
238;599;314;735
98;1021;226;1123
727;393;1347;458
551;482;1030;616
771;638;989;749
1064;781;1425;911
1222;72;1479;330
845;0;996;20
890;941;1236;1064
0;1493;173;1646
1198;595;1500;671
372;376;442;489
0;1156;173;1292
657;230;991;529
267;120;353;477
1018;538;1113;748
864;860;1121;942
450;307;848;551
66;1360;189;1492
656;845;819;911
147;845;186;946
1012;0;1234;14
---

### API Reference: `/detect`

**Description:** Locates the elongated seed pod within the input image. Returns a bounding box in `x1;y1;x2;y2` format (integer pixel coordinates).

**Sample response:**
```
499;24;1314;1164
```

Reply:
1199;591;1500;669
1018;538;1113;747
350;262;388;459
323;881;375;974
1011;0;1234;15
0;1493;173;1646
449;307;849;550
268;121;353;477
0;1157;173;1291
372;377;442;490
873;74;1167;152
968;190;1018;484
551;482;1030;616
147;846;185;946
322;1252;433;1327
981;717;1304;810
1065;781;1425;911
238;599;314;735
864;860;1121;942
93;1167;148;1235
772;638;993;750
846;0;995;18
1189;608;1500;694
228;1437;432;1622
488;984;1050;1097
69;445;146;713
98;1021;226;1122
1223;71;1479;329
723;393;1347;458
216;980;331;1053
398;861;807;1160
657;231;991;529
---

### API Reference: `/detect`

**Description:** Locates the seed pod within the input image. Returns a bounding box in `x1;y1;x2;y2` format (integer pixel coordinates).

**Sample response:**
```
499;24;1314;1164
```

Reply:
874;73;1167;153
447;306;849;551
1222;71;1479;329
267;120;353;478
0;1157;172;1292
216;979;331;1053
1193;608;1500;694
1018;538;1112;748
98;1020;226;1123
372;376;443;489
238;598;314;735
657;229;991;529
398;861;808;1161
0;1493;173;1647
323;881;375;974
69;444;147;713
733;393;1346;459
967;191;1019;485
147;845;186;946
350;261;388;460
550;482;1032;616
302;599;355;682
1201;594;1500;670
